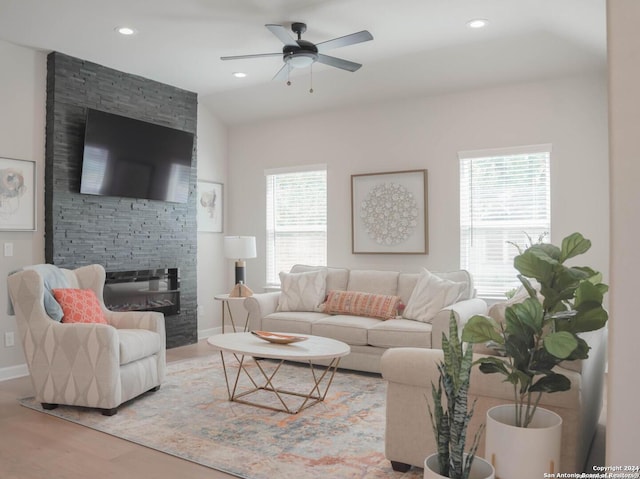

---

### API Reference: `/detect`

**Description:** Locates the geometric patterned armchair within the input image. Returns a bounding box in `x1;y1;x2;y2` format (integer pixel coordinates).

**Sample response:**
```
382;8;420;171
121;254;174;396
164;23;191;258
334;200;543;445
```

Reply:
7;264;166;415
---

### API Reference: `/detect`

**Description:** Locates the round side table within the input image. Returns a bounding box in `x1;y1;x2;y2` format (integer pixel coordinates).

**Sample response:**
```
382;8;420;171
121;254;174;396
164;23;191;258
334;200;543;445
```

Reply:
214;294;250;333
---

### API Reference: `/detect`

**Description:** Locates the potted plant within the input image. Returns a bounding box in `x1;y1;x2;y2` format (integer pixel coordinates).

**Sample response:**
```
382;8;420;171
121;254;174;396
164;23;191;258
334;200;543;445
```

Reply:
461;232;608;478
425;314;494;479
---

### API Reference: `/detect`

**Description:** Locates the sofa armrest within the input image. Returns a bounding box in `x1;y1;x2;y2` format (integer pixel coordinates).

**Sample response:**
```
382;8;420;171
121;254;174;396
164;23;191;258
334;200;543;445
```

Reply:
243;292;280;330
381;347;442;388
430;298;487;349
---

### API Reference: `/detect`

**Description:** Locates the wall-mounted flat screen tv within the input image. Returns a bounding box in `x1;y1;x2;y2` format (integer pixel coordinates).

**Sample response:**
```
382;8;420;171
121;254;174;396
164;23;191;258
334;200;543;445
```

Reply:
80;109;194;203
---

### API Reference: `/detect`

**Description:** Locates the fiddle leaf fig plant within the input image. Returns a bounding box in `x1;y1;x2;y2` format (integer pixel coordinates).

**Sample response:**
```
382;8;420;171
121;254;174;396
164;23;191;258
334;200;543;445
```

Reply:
462;232;608;428
428;313;484;479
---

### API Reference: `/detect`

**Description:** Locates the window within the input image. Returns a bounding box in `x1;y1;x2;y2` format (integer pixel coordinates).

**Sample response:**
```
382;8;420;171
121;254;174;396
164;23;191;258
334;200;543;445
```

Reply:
459;145;551;299
265;165;327;286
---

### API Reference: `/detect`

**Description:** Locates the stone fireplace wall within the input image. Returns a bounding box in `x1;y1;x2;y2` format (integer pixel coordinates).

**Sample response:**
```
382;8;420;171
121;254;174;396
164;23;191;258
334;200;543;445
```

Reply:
44;52;197;348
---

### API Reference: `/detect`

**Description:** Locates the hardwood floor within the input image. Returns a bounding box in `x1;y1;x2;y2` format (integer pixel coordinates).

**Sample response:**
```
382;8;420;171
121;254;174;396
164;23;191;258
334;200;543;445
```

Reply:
0;340;606;478
0;340;236;479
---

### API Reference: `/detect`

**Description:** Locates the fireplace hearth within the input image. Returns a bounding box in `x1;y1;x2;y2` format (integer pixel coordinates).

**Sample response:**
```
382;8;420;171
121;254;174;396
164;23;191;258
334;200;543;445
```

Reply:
104;268;180;316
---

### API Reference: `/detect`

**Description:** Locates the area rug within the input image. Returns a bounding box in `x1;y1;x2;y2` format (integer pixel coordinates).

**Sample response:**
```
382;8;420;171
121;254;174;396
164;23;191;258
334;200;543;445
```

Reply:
21;354;422;479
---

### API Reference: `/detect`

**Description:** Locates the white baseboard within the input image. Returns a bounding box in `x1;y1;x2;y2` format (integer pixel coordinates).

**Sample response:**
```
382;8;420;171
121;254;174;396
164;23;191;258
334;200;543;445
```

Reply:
0;363;29;382
198;326;222;340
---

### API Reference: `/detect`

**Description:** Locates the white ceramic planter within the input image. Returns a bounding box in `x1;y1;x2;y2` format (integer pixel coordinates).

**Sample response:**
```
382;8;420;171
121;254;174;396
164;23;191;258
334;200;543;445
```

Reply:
485;405;562;479
424;453;495;479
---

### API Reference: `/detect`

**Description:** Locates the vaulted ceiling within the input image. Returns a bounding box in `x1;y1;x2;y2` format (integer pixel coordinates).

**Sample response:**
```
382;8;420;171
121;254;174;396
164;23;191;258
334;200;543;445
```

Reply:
0;0;606;124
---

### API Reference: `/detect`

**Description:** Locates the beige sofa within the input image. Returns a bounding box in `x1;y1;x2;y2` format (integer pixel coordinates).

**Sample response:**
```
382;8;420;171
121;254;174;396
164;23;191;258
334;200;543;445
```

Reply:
244;265;487;373
381;323;607;473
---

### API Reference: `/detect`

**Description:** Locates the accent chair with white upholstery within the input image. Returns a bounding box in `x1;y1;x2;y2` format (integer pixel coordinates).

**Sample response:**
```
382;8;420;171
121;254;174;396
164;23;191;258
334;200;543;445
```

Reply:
7;264;166;415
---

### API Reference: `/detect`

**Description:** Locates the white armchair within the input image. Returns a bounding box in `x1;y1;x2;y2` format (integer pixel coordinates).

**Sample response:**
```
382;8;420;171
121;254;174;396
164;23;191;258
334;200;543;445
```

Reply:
7;264;166;415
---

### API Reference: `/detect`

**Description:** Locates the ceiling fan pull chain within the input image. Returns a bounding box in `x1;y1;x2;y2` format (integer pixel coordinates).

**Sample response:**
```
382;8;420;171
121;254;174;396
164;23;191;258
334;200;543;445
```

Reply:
309;65;314;93
287;65;291;86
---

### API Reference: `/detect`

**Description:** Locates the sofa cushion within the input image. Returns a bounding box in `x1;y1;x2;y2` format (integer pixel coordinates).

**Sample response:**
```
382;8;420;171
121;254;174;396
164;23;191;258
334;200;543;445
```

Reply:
322;290;401;320
312;315;381;346
290;264;349;292
347;270;399;295
118;329;162;365
52;288;108;324
263;311;329;335
368;319;432;348
403;268;466;323
277;269;327;312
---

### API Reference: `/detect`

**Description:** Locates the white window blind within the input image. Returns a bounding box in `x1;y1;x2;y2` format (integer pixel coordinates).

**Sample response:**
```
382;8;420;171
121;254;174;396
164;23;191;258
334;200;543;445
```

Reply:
459;146;551;299
266;167;327;286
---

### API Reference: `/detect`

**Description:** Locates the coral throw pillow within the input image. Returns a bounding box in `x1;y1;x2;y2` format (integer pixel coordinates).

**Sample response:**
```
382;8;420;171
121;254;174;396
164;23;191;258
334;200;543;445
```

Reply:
52;288;108;324
323;290;400;320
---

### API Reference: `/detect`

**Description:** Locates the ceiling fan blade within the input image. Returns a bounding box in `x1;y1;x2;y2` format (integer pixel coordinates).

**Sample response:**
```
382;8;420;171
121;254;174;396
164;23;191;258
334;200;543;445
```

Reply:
265;24;297;46
221;53;281;61
272;63;291;81
316;30;373;52
317;54;362;72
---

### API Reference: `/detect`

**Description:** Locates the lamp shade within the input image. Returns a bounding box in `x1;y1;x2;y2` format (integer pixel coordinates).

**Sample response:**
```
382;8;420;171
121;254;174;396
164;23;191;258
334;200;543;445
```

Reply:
224;236;257;260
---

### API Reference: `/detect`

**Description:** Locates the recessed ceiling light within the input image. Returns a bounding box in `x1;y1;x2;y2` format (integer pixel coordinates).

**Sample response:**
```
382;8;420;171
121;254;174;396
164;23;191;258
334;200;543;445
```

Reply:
466;19;488;29
232;72;247;78
115;26;137;36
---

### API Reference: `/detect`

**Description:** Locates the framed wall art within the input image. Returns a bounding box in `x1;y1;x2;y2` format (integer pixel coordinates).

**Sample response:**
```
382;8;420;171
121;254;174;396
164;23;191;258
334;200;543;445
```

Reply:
351;169;428;254
0;157;36;231
197;180;223;233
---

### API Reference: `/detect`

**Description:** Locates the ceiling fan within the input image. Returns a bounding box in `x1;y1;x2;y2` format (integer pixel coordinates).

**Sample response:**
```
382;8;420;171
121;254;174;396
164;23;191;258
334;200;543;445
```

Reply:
221;22;374;82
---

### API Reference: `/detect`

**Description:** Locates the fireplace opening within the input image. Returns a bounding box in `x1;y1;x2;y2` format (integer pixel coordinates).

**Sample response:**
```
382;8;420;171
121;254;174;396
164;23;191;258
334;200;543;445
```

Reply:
104;268;180;316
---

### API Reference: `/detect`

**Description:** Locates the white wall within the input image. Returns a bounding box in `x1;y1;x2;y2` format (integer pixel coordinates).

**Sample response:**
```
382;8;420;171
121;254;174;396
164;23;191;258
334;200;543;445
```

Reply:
606;0;640;464
227;73;610;292
196;104;228;337
0;40;46;378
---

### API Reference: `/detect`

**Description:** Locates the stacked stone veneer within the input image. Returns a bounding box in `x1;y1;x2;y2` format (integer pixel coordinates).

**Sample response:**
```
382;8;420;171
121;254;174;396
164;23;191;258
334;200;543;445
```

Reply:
45;52;197;348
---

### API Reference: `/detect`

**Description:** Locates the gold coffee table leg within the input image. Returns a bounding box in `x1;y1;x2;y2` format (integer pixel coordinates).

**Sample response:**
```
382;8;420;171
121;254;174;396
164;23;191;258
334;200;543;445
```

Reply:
218;353;342;414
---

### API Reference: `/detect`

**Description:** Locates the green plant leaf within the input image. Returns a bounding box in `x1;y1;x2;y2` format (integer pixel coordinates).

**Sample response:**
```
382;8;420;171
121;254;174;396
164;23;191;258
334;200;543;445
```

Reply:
514;249;557;284
505;297;543;336
565;336;590;361
517;274;537;299
572;304;609;333
476;357;510;376
560;232;591;262
530;373;572;393
461;316;504;344
530;243;562;261
530;347;563;373
574;280;604;307
505;335;533;371
543;331;578;359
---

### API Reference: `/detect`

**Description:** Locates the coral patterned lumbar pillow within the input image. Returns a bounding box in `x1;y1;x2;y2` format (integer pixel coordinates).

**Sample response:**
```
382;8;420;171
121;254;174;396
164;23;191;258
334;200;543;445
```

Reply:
323;290;401;320
52;288;108;324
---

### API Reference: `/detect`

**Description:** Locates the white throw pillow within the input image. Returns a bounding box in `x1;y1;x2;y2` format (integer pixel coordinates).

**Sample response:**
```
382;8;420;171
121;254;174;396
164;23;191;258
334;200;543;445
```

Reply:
277;269;327;312
403;268;466;323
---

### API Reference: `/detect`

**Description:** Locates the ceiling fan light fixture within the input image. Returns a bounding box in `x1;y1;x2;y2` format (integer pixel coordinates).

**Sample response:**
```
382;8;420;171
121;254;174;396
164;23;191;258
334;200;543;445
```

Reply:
285;52;317;69
232;72;247;78
466;19;488;29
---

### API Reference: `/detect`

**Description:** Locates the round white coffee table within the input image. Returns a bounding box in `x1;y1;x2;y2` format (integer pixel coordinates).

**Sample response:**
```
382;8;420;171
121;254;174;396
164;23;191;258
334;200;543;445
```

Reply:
207;332;350;414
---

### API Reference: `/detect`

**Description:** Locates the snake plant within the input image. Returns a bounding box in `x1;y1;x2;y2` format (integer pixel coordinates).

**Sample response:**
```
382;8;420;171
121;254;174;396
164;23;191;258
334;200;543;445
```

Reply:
428;314;484;479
